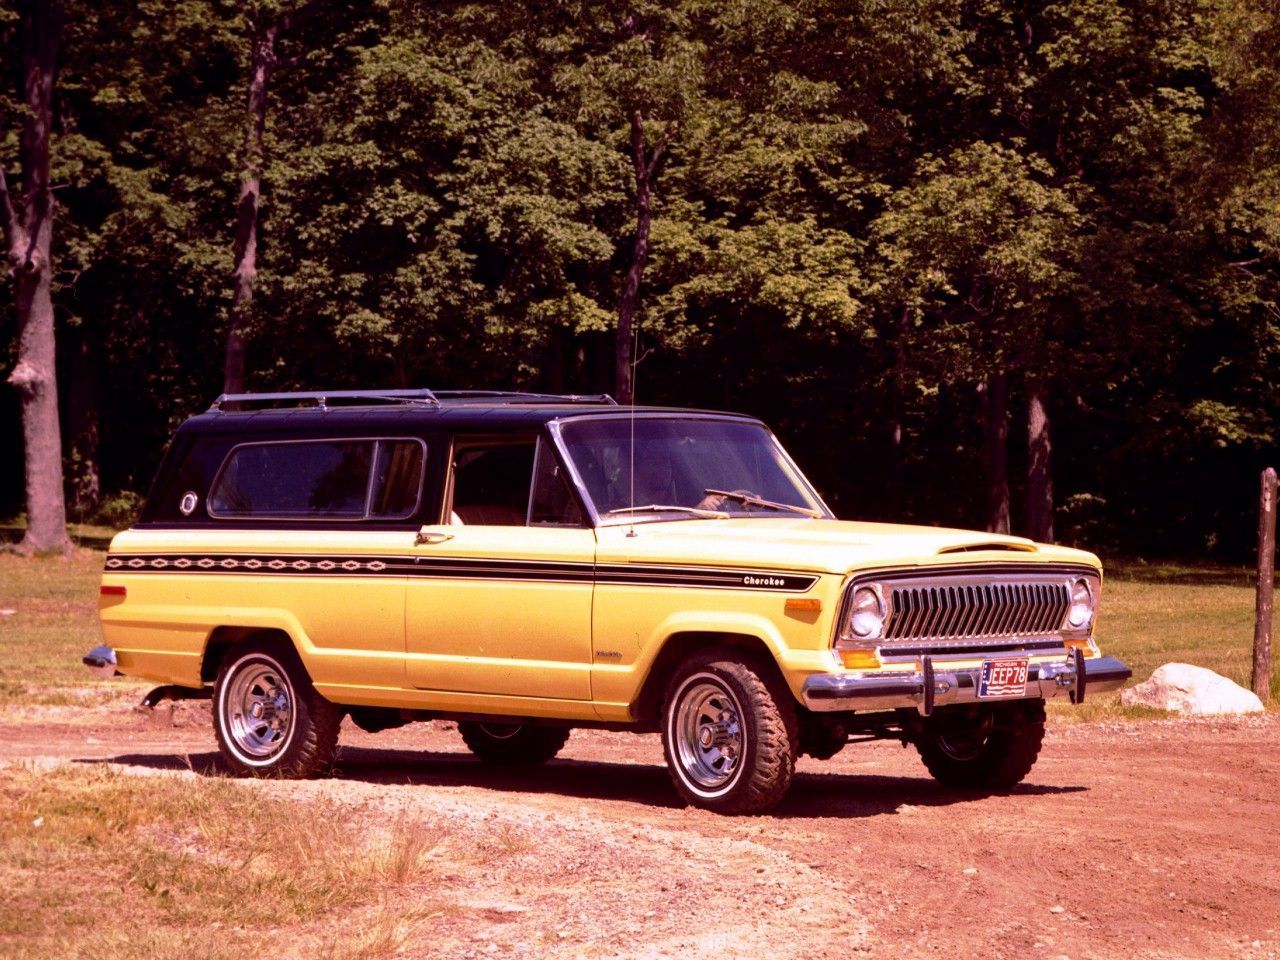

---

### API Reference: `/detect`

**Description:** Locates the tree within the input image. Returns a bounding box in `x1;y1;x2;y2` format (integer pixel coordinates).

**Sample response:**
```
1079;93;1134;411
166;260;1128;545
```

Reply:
258;8;625;393
614;109;674;404
44;0;246;514
871;143;1081;535
546;3;705;404
224;0;328;396
1;0;70;553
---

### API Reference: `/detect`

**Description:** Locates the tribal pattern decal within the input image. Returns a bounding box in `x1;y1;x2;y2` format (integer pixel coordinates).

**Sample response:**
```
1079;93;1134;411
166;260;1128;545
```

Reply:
103;553;820;593
105;554;400;574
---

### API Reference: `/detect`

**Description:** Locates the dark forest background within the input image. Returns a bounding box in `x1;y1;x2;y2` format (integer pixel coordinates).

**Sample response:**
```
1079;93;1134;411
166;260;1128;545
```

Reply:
2;0;1277;558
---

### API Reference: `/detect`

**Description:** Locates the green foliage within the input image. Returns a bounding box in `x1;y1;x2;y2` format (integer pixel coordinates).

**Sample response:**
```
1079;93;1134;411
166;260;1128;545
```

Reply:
1;0;1278;557
88;491;144;530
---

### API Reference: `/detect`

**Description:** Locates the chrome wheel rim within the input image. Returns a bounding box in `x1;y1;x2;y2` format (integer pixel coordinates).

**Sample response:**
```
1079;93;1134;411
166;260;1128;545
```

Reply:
224;658;295;760
672;675;745;793
478;723;522;740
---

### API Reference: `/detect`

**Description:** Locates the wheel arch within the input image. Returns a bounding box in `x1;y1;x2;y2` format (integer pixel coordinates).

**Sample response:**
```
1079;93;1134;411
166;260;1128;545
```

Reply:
631;630;790;726
201;626;300;684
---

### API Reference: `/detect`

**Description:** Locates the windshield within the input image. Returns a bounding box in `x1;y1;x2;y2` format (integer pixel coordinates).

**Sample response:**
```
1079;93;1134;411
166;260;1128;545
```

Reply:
557;417;829;522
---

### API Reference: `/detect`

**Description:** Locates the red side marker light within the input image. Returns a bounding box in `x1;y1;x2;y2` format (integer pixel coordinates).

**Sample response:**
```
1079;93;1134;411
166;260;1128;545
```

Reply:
100;585;127;598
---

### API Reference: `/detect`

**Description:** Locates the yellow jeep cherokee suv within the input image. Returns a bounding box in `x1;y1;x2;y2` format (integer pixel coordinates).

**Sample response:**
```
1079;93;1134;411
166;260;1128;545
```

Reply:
86;389;1130;814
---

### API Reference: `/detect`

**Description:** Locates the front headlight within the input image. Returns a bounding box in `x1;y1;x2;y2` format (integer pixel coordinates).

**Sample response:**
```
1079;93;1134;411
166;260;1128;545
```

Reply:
1067;577;1096;628
848;585;886;640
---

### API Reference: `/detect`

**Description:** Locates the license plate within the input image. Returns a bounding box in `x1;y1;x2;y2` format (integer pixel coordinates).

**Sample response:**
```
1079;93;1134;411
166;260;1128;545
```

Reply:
978;658;1029;698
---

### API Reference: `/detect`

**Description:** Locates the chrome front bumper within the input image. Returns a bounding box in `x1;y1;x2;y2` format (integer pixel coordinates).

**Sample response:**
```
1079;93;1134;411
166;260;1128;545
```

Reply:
801;653;1132;714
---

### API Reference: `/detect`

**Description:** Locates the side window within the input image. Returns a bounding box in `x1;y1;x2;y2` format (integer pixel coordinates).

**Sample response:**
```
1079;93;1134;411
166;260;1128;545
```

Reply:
370;440;426;518
450;439;536;526
209;438;425;521
529;441;585;526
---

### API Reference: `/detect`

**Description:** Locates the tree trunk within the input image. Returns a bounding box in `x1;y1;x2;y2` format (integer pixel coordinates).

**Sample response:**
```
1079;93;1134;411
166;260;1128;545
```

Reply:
221;2;326;397
224;18;278;396
66;329;100;518
1025;374;1054;542
544;326;565;393
616;111;673;406
888;306;909;451
2;0;70;555
983;370;1011;535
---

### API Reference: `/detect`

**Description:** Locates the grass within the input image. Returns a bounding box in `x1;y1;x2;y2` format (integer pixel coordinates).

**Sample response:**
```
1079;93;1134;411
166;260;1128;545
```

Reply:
1053;561;1277;721
0;550;149;708
0;764;458;960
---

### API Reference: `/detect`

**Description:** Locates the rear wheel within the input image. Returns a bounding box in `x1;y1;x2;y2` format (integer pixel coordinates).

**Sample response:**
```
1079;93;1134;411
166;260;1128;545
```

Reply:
458;721;570;765
661;652;798;814
915;700;1046;789
213;638;341;778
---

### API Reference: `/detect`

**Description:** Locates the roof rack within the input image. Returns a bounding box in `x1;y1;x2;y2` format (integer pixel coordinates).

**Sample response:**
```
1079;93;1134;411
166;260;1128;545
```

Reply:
207;389;617;412
209;390;439;411
431;391;618;405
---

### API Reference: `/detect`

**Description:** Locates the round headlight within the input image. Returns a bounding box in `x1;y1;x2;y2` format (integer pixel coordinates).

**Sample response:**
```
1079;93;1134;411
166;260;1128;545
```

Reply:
1067;578;1095;628
849;586;885;639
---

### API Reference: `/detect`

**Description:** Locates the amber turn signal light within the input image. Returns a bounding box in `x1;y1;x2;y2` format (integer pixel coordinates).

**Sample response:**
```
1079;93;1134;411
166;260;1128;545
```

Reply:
837;648;880;670
784;598;822;614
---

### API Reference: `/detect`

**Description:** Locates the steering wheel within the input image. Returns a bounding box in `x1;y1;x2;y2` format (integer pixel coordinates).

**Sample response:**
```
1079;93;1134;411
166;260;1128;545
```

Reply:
697;488;760;512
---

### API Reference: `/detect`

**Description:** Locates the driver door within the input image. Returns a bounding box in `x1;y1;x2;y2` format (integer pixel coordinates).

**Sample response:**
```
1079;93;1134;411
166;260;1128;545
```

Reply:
404;435;596;702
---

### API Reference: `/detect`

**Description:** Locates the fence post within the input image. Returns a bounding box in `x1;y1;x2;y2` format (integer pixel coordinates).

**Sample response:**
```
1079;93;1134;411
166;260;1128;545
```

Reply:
1253;467;1277;701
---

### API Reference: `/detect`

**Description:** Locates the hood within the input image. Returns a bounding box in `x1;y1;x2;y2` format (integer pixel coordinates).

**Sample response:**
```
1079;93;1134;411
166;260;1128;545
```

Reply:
597;517;1100;576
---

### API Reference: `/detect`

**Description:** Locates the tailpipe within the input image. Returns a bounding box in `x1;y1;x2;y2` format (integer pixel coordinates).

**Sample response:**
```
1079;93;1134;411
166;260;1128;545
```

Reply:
82;645;118;679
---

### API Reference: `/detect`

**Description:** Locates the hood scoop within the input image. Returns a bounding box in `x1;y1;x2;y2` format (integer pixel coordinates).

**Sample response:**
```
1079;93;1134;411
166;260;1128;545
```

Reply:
937;541;1038;555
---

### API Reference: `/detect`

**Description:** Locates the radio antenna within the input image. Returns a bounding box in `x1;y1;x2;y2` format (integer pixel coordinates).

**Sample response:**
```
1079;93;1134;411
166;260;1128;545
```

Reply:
626;326;640;538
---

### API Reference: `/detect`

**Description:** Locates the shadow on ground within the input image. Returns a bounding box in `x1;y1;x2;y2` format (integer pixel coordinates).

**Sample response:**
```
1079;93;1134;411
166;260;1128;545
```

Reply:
77;745;1086;819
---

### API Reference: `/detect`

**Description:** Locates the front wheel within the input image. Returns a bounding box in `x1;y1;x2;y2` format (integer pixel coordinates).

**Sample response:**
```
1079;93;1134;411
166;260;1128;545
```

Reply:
661;653;798;814
458;721;570;765
213;638;342;778
914;700;1046;790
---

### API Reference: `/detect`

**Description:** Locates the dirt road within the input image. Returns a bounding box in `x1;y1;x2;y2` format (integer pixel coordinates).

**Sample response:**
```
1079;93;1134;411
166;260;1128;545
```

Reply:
3;705;1278;960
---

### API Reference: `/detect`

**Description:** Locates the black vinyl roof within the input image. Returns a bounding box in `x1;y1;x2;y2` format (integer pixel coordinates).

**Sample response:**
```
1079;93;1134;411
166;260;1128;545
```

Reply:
177;401;760;438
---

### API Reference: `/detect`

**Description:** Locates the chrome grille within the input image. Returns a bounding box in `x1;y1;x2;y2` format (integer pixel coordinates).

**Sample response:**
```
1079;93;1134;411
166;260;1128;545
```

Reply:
882;579;1070;642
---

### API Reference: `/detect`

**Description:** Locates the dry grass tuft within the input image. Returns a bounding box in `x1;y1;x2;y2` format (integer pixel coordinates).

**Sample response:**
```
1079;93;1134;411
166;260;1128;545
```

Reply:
0;764;474;960
317;902;451;960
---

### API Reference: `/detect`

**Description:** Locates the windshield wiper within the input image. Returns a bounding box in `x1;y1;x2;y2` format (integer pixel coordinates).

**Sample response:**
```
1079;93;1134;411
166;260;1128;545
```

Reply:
603;504;729;519
702;489;823;519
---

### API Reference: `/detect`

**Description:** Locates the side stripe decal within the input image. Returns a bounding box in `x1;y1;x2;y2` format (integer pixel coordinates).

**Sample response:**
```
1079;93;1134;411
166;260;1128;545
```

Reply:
102;553;820;593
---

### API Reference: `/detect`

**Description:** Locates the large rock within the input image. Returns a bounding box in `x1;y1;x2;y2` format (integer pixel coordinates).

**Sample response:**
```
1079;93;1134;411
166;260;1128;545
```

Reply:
1120;663;1264;715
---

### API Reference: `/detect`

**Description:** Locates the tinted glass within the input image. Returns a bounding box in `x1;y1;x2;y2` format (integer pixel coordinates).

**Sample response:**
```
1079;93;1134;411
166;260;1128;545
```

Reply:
209;441;374;518
451;440;536;526
559;418;824;518
370;440;425;519
529;441;585;526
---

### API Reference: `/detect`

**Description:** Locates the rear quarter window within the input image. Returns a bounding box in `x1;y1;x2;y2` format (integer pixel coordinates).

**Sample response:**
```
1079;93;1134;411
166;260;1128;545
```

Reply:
208;438;425;521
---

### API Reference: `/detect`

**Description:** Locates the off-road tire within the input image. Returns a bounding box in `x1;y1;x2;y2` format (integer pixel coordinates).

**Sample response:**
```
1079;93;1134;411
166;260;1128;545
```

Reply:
458;722;570;765
213;637;342;778
661;651;799;815
915;699;1046;790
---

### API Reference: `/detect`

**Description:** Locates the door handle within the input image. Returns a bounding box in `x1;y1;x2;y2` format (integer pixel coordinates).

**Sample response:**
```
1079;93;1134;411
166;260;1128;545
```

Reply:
415;530;455;546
